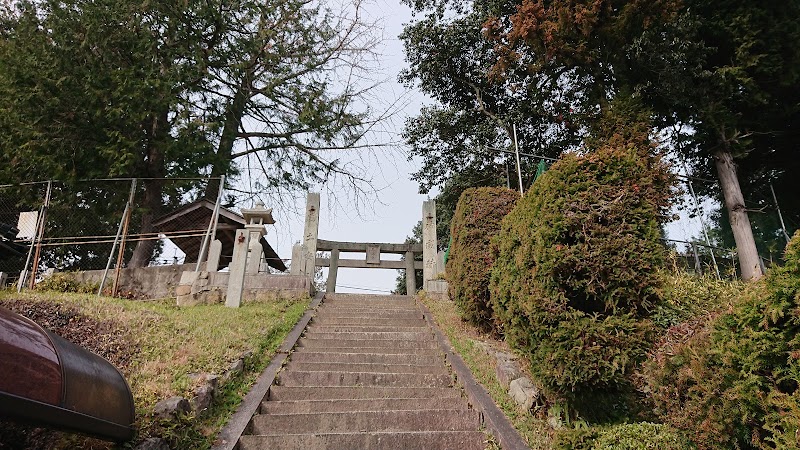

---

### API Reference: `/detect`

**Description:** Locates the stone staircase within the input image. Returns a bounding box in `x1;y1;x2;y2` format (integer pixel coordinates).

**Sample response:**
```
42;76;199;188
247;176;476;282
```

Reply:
237;293;487;449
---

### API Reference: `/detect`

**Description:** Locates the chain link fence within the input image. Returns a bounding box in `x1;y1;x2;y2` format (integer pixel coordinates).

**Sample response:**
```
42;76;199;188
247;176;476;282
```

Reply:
0;177;223;292
664;174;795;280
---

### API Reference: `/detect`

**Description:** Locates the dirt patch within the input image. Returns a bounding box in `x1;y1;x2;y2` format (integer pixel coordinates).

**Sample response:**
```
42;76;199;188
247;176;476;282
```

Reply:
0;297;136;450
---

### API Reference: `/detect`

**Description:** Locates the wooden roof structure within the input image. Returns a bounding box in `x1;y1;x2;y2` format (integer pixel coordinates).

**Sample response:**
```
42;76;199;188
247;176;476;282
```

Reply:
152;199;286;272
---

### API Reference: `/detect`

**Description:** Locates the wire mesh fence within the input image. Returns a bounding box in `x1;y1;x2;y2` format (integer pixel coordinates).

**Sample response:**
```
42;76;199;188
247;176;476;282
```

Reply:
0;177;223;292
664;238;740;280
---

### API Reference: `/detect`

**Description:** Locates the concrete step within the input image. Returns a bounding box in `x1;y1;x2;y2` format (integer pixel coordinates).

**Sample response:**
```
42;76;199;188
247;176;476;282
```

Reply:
302;331;434;341
299;338;438;350
324;294;413;302
285;361;449;375
322;299;418;307
310;317;428;327
293;345;441;355
277;370;453;388
306;325;428;333
319;303;420;313
288;351;443;365
268;386;462;401
238;431;486;450
260;397;469;414
322;298;417;308
250;409;481;434
313;310;423;319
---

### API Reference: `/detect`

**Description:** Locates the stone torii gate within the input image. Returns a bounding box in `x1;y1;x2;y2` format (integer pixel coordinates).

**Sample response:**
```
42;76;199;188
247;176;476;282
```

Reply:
290;193;444;294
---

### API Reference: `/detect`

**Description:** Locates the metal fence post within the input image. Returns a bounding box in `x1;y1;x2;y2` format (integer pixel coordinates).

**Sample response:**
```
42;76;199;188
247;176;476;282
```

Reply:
98;199;131;296
21;181;52;290
112;179;137;297
196;175;224;272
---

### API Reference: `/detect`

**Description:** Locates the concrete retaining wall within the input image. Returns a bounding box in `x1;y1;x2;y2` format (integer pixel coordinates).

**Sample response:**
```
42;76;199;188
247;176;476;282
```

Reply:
176;271;312;306
71;264;204;299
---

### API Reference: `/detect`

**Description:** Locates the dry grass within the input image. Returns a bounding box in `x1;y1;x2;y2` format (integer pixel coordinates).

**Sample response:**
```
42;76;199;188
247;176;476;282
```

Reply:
420;292;553;449
0;290;309;449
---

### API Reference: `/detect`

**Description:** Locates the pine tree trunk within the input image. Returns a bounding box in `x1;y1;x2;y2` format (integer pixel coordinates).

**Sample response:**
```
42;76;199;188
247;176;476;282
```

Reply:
128;112;167;268
128;177;165;268
713;148;763;280
205;62;253;200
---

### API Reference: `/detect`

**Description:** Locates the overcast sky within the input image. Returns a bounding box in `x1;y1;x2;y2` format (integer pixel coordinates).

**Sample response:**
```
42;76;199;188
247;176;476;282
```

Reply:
257;0;431;294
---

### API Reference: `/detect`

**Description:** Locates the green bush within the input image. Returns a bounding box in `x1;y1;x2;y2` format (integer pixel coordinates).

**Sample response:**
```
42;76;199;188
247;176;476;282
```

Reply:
643;231;800;450
35;273;98;293
490;140;676;413
446;187;518;331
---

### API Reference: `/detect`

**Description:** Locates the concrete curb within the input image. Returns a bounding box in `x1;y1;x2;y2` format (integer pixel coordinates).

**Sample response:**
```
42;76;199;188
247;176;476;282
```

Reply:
211;292;324;450
418;296;530;450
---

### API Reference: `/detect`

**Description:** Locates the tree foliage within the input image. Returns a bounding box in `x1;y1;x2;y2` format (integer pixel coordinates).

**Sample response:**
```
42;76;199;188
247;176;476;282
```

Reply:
0;0;385;266
483;0;800;276
403;0;800;277
400;0;582;195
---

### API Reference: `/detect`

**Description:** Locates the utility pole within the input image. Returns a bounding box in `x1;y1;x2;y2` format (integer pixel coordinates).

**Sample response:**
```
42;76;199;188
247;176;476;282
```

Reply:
512;124;524;197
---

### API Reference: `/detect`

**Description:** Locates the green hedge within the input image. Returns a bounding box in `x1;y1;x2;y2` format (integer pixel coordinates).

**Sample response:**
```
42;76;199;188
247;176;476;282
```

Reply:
446;187;518;331
643;231;800;450
489;142;675;414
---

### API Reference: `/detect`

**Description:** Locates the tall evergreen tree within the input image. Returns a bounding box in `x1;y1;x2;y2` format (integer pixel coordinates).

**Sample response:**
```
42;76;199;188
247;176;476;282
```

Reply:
0;0;386;267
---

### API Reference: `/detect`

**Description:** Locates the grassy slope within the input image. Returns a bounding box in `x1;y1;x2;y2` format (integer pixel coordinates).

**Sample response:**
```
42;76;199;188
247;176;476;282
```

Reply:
420;292;553;449
0;290;309;449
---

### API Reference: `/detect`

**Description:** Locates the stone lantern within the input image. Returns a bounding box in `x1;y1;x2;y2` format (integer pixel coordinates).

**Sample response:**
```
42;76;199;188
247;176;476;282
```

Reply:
226;201;275;308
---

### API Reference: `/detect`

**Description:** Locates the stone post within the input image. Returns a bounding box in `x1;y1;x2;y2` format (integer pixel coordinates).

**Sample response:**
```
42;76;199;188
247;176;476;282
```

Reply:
0;272;7;288
246;227;264;274
290;244;303;276
301;193;320;277
206;240;222;272
404;251;416;295
436;250;446;278
225;229;250;308
326;248;339;293
422;200;437;290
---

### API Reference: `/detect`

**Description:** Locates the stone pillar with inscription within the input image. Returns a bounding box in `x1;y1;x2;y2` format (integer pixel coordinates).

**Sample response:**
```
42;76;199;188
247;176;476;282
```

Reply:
422;200;437;291
301;193;320;278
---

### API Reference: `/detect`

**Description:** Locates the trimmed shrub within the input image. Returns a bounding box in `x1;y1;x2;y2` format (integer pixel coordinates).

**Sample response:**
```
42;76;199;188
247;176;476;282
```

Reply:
446;187;518;330
489;141;676;412
643;231;800;450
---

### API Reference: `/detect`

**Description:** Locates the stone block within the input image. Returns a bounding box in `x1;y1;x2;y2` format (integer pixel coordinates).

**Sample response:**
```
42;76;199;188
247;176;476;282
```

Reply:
175;284;192;297
0;272;7;288
192;385;215;414
425;280;448;293
225;359;244;380
496;359;523;389
509;377;540;411
135;437;170;450
154;396;190;420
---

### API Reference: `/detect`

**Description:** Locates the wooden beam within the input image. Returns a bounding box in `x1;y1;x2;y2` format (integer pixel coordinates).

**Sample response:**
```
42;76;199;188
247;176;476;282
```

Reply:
316;239;423;254
316;258;424;270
